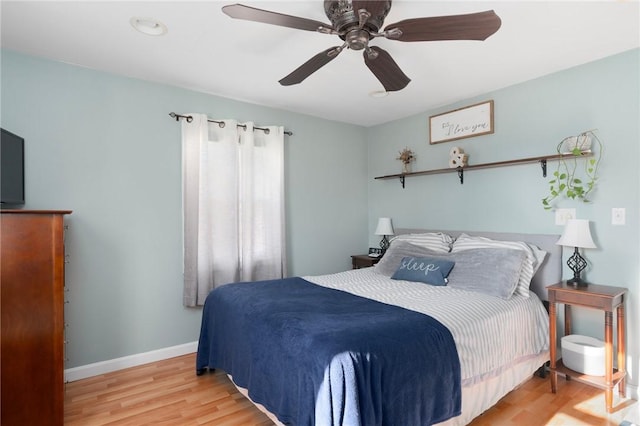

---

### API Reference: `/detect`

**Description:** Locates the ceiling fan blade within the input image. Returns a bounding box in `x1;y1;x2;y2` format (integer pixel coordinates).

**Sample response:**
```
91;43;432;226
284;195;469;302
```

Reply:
222;4;333;33
363;46;410;92
384;10;502;42
279;46;343;86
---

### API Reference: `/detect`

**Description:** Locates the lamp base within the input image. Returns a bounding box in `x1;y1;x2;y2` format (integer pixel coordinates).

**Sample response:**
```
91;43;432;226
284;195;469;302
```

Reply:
566;247;589;287
566;277;588;287
379;235;390;253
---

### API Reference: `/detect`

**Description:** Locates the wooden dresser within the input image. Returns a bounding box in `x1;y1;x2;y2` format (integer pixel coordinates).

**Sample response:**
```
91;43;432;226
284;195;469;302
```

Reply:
1;210;71;426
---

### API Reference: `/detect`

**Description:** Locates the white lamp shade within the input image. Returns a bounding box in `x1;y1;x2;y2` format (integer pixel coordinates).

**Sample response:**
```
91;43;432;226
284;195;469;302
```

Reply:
556;219;596;249
375;217;394;236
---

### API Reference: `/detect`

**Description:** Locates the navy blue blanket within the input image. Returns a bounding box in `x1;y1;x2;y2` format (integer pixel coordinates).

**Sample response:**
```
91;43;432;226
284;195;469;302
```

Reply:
196;277;461;426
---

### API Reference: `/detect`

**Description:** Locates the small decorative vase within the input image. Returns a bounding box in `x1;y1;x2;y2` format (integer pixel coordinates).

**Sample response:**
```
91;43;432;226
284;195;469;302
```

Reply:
402;162;411;174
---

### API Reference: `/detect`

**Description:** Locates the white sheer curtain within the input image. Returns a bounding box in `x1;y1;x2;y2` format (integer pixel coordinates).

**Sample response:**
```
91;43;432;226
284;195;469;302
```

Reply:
182;114;285;307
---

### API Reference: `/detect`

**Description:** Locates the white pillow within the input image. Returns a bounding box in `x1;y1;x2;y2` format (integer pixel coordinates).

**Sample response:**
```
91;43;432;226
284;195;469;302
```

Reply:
451;233;547;298
389;232;453;253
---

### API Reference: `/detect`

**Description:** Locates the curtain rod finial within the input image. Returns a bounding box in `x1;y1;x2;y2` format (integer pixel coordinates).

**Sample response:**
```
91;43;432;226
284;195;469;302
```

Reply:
169;112;193;123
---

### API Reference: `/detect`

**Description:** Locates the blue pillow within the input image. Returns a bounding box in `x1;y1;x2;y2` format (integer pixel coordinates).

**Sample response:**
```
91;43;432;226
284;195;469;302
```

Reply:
391;256;455;286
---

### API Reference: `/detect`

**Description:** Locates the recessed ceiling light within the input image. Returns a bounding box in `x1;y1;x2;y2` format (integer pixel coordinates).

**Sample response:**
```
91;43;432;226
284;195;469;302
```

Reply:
130;17;168;36
369;90;389;98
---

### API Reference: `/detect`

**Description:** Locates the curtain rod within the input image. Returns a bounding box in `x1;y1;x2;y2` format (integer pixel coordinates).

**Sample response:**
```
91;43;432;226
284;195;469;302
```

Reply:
169;112;293;136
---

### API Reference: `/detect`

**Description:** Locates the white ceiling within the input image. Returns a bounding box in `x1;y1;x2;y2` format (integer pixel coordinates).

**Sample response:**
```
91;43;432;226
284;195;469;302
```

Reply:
1;1;639;127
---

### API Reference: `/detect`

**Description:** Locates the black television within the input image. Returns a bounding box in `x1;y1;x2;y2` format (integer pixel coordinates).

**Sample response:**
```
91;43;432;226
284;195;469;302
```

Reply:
1;128;25;206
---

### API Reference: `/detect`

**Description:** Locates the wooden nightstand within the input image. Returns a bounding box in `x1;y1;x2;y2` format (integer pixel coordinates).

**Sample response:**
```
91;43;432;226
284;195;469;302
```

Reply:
351;254;381;269
547;281;627;413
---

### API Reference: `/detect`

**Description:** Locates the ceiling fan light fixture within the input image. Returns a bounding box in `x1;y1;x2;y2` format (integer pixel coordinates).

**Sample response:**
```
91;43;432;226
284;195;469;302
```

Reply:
130;17;168;36
345;29;370;50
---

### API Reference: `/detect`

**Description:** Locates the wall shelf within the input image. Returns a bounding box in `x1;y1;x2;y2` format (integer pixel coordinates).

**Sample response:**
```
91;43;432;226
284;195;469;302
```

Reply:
374;151;593;188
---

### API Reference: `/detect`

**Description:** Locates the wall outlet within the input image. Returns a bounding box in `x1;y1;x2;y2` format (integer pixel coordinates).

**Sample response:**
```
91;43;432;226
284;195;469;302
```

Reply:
612;208;626;225
555;208;576;226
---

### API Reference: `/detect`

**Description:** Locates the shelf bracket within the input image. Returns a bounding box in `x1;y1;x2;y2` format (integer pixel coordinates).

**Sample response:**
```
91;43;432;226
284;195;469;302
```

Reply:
540;159;547;178
399;175;406;188
457;167;464;184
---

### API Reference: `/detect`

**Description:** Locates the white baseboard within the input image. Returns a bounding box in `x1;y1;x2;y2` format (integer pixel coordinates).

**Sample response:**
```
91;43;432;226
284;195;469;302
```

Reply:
63;341;640;403
64;341;198;383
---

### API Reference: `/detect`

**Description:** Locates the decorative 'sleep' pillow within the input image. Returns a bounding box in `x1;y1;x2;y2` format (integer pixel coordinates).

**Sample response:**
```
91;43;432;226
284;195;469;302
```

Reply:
374;240;446;277
389;232;453;253
446;248;527;299
391;256;455;286
451;234;547;298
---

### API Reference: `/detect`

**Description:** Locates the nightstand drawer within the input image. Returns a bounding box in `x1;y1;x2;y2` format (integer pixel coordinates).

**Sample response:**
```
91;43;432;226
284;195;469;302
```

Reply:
548;282;626;311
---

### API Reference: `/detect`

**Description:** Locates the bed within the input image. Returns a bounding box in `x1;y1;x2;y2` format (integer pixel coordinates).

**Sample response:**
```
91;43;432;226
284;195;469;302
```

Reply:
196;229;561;425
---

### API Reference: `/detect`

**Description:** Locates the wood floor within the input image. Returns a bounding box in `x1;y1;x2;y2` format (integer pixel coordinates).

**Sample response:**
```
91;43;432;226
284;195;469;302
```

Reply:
65;353;638;425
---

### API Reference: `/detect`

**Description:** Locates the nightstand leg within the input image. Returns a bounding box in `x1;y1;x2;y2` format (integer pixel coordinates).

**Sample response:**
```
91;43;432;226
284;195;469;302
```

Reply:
605;311;613;413
617;305;626;397
549;301;557;393
564;304;572;381
564;305;572;336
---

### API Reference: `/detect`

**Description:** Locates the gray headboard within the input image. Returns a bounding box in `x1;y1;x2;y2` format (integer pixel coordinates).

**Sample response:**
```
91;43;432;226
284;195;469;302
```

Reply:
395;229;562;301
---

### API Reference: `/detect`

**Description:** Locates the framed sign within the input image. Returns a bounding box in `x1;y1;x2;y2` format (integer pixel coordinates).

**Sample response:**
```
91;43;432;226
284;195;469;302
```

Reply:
429;100;494;144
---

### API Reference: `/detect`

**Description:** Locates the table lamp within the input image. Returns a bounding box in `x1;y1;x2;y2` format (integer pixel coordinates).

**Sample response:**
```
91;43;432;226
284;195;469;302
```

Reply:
375;217;394;252
556;219;596;287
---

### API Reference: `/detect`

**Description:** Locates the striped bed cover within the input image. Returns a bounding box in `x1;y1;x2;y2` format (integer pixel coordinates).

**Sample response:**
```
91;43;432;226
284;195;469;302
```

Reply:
305;267;550;387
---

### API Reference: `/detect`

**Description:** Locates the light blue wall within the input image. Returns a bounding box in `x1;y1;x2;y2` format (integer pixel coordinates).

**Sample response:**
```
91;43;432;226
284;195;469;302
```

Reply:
0;50;369;367
367;48;640;390
3;47;639;393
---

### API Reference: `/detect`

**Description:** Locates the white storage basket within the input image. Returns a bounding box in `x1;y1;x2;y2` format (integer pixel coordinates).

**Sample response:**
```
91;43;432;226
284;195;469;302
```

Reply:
561;334;605;376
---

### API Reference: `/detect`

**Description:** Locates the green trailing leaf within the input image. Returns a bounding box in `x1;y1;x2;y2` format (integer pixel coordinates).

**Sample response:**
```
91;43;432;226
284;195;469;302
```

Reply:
541;130;602;209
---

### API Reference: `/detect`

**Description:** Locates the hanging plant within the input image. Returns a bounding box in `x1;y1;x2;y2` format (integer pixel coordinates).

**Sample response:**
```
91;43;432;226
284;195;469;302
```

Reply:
396;147;416;174
542;130;603;210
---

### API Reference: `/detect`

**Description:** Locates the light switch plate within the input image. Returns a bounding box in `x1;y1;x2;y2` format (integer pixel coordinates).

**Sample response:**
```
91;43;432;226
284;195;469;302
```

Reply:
555;208;576;226
612;208;626;225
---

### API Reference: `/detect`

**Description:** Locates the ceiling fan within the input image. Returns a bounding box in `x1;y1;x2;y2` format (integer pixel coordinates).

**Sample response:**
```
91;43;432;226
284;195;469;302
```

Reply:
222;1;502;92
